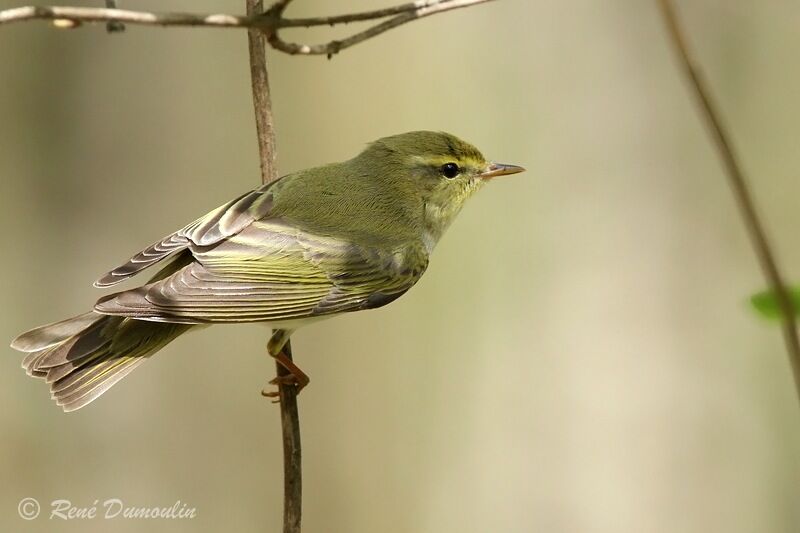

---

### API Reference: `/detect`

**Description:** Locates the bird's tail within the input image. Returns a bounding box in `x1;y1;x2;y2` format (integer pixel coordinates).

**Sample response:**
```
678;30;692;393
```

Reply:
11;312;191;412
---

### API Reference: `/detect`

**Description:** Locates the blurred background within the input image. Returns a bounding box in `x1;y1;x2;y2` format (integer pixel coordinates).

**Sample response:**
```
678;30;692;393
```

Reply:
1;0;799;531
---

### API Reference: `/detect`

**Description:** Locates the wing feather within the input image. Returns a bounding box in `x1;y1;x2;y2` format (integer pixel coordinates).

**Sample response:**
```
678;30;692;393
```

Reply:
94;220;425;324
94;183;276;288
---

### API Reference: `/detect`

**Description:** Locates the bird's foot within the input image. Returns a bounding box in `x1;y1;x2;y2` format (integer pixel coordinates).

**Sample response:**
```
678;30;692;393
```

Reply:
261;372;309;403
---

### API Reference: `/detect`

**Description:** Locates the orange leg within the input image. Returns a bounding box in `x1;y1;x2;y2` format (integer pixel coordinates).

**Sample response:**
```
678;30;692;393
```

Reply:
262;329;310;400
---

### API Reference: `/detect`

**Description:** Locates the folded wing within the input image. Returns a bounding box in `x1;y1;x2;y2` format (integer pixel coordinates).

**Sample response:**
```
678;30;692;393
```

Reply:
94;220;425;324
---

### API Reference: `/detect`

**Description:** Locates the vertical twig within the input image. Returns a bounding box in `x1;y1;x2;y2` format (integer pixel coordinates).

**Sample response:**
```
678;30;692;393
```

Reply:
275;338;301;531
246;1;302;532
247;1;278;184
104;0;124;32
657;0;800;405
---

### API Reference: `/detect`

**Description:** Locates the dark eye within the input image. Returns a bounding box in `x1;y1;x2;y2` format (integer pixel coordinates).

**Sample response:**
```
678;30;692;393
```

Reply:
441;162;460;179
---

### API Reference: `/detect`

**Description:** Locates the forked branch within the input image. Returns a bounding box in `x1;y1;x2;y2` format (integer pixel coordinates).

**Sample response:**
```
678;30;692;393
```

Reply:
0;0;495;56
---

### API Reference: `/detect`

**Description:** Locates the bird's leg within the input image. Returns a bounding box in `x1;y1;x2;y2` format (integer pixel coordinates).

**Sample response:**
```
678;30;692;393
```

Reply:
262;329;310;400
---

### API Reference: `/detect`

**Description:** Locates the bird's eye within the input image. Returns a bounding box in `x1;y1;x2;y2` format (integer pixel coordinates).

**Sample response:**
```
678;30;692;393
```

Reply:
441;163;460;179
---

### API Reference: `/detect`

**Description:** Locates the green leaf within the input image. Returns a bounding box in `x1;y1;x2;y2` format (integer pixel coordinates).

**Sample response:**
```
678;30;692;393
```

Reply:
750;287;800;320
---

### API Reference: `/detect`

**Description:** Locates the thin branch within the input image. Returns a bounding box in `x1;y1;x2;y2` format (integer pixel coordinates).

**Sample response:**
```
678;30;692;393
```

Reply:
269;0;495;56
246;2;301;532
279;0;493;27
0;6;263;29
273;337;301;533
657;0;800;404
0;1;496;57
247;4;279;184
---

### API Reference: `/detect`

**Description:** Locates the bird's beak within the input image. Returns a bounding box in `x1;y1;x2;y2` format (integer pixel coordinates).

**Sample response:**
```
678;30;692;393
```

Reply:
480;162;526;179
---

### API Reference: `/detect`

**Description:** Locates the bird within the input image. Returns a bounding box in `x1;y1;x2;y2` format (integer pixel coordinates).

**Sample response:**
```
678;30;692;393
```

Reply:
11;131;524;412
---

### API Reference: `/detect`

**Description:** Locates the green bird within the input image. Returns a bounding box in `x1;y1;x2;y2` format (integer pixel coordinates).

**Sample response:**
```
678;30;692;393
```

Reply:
11;131;524;412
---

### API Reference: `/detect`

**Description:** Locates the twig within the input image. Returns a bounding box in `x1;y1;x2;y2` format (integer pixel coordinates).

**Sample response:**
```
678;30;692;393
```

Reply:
0;6;262;29
274;337;301;532
247;2;279;184
0;1;496;57
270;0;496;56
657;0;800;405
278;0;457;27
246;2;301;531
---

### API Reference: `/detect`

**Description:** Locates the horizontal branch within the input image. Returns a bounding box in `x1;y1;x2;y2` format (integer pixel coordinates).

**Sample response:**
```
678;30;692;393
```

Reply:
271;0;495;56
0;0;496;56
279;0;492;28
0;6;262;29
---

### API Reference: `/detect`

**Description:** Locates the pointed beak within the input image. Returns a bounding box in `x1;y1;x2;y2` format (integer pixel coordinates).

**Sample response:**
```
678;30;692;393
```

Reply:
480;162;526;179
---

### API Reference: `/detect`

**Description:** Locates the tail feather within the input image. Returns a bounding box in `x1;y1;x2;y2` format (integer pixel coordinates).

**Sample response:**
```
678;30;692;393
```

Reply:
45;343;111;384
21;351;49;377
13;312;189;412
32;319;110;370
11;312;102;352
53;357;147;412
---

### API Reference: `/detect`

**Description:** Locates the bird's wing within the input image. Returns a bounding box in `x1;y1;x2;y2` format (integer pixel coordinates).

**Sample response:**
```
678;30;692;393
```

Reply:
94;182;276;288
94;219;426;324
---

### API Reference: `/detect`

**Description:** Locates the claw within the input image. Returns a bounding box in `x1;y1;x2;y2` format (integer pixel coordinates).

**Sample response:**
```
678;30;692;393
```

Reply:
260;388;281;403
261;368;309;403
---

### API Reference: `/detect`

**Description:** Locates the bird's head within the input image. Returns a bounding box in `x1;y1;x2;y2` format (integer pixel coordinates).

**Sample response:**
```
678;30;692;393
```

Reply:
354;131;524;243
